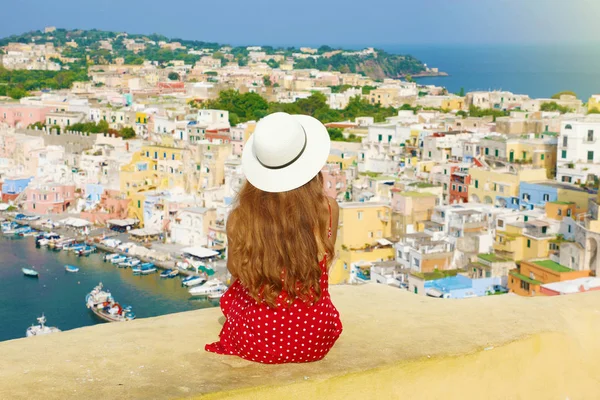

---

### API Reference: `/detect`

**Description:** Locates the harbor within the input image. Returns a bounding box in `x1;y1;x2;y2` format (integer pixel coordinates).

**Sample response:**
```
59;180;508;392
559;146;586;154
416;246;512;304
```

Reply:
0;234;223;342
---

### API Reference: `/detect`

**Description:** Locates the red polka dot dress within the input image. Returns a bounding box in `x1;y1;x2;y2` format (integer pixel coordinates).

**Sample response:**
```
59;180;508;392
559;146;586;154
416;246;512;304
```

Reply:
205;205;343;364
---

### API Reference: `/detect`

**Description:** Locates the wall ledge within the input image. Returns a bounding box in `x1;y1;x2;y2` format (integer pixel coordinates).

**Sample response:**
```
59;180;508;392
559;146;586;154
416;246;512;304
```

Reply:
1;284;600;399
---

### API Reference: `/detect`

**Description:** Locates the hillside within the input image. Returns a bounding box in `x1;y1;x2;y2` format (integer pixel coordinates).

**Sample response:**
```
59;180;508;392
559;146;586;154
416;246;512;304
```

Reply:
0;29;429;80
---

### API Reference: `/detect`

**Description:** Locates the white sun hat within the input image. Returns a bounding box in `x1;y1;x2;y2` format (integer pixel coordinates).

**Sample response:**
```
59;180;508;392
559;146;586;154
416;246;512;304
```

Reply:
242;112;331;193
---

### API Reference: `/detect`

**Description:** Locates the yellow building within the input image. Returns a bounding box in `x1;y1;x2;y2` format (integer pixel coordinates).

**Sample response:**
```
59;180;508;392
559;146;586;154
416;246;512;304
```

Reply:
588;95;600;113
367;87;400;107
480;136;557;178
441;97;465;111
469;167;547;205
327;152;357;170
330;202;394;284
120;138;186;224
494;220;553;262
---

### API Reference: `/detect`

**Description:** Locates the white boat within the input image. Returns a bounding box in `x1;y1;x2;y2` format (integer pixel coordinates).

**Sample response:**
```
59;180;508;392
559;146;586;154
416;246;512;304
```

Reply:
22;267;39;277
85;283;135;323
26;314;61;337
181;275;206;287
37;238;50;247
118;258;140;268
109;255;127;264
189;279;228;297
65;265;79;273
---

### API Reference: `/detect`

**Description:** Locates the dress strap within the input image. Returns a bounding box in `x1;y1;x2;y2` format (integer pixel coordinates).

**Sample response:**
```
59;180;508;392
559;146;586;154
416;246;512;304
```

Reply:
327;199;332;239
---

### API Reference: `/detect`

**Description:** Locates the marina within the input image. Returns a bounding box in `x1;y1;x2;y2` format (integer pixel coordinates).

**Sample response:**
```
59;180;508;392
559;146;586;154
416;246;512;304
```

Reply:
0;235;222;342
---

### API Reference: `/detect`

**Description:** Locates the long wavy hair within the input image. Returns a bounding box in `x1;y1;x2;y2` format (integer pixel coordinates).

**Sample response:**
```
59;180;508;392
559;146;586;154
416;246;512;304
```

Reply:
226;172;334;308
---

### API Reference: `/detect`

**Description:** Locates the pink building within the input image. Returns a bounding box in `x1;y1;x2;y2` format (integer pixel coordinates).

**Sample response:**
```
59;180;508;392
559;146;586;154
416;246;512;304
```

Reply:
0;105;52;128
321;163;347;200
80;190;131;225
24;183;76;214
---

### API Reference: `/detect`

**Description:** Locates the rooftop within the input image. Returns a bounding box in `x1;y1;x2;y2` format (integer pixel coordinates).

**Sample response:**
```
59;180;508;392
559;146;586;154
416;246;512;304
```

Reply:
532;259;572;273
478;253;508;263
399;191;436;198
3;284;600;399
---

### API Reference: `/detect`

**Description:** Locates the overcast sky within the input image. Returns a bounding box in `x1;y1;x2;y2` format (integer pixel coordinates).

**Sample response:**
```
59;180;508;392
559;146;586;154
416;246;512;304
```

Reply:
2;0;599;46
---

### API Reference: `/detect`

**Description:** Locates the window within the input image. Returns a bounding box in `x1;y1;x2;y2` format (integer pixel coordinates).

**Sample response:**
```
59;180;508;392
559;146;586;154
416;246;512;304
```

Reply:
452;184;456;190
542;226;547;234
524;215;529;222
368;231;373;238
485;148;489;155
512;198;519;205
498;220;504;228
378;134;382;142
541;154;545;161
543;194;550;201
527;239;531;248
137;200;141;208
154;152;158;159
522;193;530;201
567;209;572;217
558;209;562;216
588;130;594;141
588;151;594;161
172;154;175;160
357;211;363;220
428;152;432;157
444;183;448;190
522;151;527;160
475;180;479;189
388;135;392;143
163;152;167;159
563;136;568;147
458;186;463;193
520;280;530;291
146;151;149;157
561;150;567;159
495;149;499;157
568;225;572;233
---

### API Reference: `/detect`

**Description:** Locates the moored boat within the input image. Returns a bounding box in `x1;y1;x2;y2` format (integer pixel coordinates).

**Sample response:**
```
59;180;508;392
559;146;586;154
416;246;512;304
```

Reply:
189;279;228;297
109;255;127;264
118;257;140;268
132;263;157;275
22;267;39;278
65;265;79;273
85;283;135;323
160;269;179;278
77;245;96;256
26;314;61;337
181;275;206;287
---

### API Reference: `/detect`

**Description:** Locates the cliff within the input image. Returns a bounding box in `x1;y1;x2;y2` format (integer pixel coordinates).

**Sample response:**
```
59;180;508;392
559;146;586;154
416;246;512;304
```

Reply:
2;284;599;399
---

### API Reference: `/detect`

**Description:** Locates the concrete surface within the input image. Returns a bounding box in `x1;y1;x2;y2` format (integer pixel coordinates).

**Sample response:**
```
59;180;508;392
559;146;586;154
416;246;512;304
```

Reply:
1;284;600;399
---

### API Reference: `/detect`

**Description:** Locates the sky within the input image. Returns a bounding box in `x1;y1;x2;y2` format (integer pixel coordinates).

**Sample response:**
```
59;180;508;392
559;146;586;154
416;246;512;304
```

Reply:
2;0;600;47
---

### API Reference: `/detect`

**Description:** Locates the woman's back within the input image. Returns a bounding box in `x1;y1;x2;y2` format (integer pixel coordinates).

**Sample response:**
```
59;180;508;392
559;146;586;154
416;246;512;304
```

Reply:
205;112;342;363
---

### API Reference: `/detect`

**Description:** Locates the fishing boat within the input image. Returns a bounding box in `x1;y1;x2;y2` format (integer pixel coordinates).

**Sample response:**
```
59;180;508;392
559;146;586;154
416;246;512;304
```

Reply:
77;245;96;257
109;255;127;264
85;283;136;323
103;253;120;262
189;279;228;297
69;244;86;253
160;269;179;278
132;263;157;275
25;314;61;337
65;265;79;273
22;267;39;277
118;258;140;268
182;274;207;287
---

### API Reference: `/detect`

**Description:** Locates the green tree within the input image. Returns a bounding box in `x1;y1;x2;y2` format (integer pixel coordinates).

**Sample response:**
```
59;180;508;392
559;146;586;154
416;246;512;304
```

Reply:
458;87;465;97
168;72;180;81
263;75;272;87
540;102;572;114
551;91;577;99
119;126;136;139
7;87;27;99
266;59;280;69
327;128;344;141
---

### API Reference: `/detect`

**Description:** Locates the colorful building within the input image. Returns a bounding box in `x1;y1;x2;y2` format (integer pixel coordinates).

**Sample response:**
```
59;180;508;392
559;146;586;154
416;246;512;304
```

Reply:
0;105;52;128
519;181;590;213
449;168;470;204
1;177;32;202
508;259;591;296
330;202;394;284
24;183;75;214
468;166;547;207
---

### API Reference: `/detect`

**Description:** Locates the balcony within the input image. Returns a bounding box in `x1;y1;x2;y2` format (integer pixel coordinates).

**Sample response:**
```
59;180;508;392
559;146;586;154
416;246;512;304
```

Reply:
3;284;599;398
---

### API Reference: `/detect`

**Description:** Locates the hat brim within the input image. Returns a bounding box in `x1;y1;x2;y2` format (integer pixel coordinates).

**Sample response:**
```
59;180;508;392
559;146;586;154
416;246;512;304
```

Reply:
242;115;331;193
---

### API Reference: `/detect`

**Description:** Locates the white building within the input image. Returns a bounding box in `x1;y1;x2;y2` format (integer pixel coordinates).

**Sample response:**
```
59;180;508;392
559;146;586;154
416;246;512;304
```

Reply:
557;118;600;184
170;207;217;247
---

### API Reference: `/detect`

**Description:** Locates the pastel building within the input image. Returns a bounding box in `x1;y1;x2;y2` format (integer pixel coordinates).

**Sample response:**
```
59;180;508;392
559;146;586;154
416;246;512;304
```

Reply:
24;183;76;214
321;163;347;201
170;208;217;247
330;202;394;284
557;119;600;184
390;190;437;238
0;105;52;128
1;177;32;202
508;259;591;297
519;181;590;213
468;166;547;208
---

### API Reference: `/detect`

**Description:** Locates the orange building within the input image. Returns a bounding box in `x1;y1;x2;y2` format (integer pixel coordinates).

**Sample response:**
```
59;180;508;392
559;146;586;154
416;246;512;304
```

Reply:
545;201;577;221
508;259;591;296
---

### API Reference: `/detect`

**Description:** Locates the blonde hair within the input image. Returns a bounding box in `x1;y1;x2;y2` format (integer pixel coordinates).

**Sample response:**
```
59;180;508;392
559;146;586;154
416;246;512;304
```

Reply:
226;172;333;308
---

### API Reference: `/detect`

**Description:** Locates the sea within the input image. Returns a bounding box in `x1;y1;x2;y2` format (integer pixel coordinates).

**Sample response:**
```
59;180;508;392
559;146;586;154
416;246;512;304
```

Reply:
0;236;216;342
379;43;600;100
